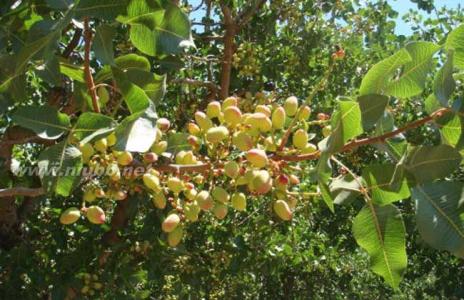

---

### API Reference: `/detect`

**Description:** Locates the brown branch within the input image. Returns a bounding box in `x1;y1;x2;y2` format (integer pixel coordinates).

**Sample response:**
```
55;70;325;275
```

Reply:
62;28;83;59
83;18;100;113
171;78;219;93
219;4;237;99
0;187;44;198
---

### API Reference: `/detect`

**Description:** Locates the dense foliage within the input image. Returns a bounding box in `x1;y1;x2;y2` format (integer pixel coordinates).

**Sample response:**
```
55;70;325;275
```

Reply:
0;0;464;298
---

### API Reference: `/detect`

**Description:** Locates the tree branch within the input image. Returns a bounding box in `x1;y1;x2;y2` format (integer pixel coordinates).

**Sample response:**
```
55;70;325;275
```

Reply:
83;17;100;113
0;187;44;198
219;4;237;99
171;78;219;94
62;28;83;59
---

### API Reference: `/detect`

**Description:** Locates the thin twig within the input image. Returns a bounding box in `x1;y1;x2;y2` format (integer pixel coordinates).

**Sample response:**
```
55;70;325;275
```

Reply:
83;17;100;113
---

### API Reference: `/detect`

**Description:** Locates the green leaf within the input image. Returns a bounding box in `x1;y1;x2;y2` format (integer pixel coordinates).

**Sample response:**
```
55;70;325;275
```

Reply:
95;53;151;83
433;51;456;106
436;111;464;149
11;106;70;139
403;144;461;184
357;94;389;130
36;54;61;86
385;42;440;98
424;94;441;114
412;181;464;258
316;152;335;212
362;164;410;206
353;204;407;288
113;105;158;153
59;59;85;82
92;24;116;65
38;141;82;196
111;66;151;114
118;1;193;56
445;24;464;70
74;113;116;144
125;69;166;102
166;132;191;152
75;0;129;20
359;48;412;96
326;100;363;153
330;174;361;205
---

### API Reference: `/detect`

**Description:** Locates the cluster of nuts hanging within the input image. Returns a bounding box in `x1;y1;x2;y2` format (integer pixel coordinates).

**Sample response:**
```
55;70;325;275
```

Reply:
59;95;332;247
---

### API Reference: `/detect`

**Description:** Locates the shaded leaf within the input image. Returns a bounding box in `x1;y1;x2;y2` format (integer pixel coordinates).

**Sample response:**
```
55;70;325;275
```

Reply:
326;100;363;153
445;24;464;70
433;51;456;106
75;0;129;20
353;204;407;288
412;181;464;258
358;94;389;130
92;24;115;65
74;112;116;144
11;106;70;139
363;164;410;206
112;66;151;114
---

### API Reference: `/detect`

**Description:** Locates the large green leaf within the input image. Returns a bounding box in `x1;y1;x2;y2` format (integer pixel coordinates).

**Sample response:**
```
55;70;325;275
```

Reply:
403;144;461;184
75;0;129;20
385;42;440;98
96;53;151;82
362;164;410;206
445;24;464;70
125;69;166;102
118;1;193;56
38;141;82;196
316;152;335;212
436;111;464;149
353;204;407;288
74;112;116;144
113;105;158;152
357;94;389;130
433;51;456;106
92;24;115;65
59;59;85;83
359;48;412;96
326;100;363;153
330;174;361;205
46;0;73;10
412;182;464;258
11;106;70;139
111;66;151;114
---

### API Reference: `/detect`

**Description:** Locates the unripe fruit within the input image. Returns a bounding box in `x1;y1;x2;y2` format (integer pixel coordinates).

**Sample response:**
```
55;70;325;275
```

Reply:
187;135;200;148
152;192;167;209
80;143;95;163
151;141;168;155
223;106;242;126
187;122;201;136
194;111;213;130
284;96;298;117
264;136;277;152
206;101;221;119
293;129;308;150
86;206;106;224
182;151;197;165
117;151;133;166
246;149;268;168
184;188;198;201
83;189;97;203
236;176;249;186
113;190;127;201
231;192;246;211
273;200;292;221
175;151;187;164
233;132;254;151
289;174;300;185
167;177;184;194
162;213;180;232
213;203;228;220
260;117;272;132
143;173;161;192
206;126;229;144
95;188;106;198
322;125;332;137
222;96;238;110
97;86;109;105
143;152;158;163
317;112;330;121
302;143;318;154
94;138;108;153
272;106;286;129
167;226;183;247
156;118;170;132
60;207;81;225
298;105;311;121
245;113;266;131
108;163;120;181
184;201;200;222
107;133;117;147
250;170;272;194
212;186;230;203
224;161;240;178
255;105;271;117
195;191;214;211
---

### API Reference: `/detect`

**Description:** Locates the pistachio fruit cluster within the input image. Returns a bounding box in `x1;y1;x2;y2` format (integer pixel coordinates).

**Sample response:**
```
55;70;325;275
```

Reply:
60;95;331;248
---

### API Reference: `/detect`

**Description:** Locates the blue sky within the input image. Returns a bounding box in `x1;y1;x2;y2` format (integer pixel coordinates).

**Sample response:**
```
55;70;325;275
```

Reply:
189;0;463;35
